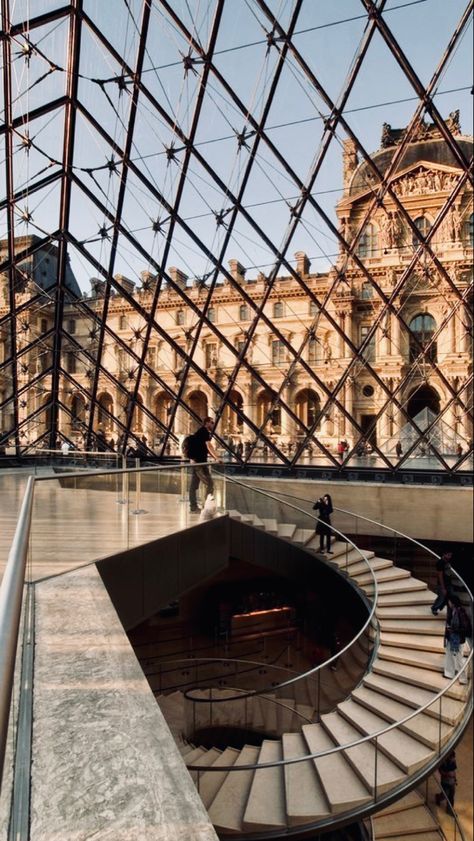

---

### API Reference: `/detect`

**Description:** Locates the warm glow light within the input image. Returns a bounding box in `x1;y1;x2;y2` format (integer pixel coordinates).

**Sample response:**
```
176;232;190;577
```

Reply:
232;606;292;619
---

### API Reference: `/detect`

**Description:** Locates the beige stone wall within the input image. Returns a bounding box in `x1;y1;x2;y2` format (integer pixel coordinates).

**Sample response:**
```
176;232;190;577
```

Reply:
245;477;473;544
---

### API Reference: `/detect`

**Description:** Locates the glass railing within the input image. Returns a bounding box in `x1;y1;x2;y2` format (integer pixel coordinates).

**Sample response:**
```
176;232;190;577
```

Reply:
1;463;472;835
26;462;227;581
182;474;473;827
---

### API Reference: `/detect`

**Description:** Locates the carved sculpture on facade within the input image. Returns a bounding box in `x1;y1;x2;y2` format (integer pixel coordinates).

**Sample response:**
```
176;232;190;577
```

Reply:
392;167;460;197
380;211;404;249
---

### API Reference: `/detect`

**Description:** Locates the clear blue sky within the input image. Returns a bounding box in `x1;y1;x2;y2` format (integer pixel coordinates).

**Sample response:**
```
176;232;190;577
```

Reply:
1;0;472;291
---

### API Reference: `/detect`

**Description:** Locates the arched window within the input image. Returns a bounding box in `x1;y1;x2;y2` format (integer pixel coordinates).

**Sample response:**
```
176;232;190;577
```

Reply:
409;313;437;362
412;216;431;247
222;390;244;432
407;384;440;418
71;394;86;428
257;389;280;429
273;301;284;318
295;389;321;429
239;304;249;321
97;393;114;429
357;223;377;258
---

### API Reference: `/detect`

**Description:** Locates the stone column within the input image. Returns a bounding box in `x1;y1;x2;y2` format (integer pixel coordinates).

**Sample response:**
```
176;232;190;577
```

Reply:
461;306;471;354
392;313;402;357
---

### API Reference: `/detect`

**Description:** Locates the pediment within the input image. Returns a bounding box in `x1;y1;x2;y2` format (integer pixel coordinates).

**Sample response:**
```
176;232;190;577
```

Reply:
388;161;462;197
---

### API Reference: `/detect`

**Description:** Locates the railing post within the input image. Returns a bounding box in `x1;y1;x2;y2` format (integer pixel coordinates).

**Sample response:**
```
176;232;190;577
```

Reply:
317;669;321;721
117;455;127;504
209;687;213;727
131;458;146;514
180;466;187;503
373;735;378;803
438;694;443;755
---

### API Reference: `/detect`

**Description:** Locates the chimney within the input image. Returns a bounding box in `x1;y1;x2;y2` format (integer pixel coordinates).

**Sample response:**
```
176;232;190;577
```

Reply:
342;138;358;191
228;259;246;285
294;251;311;276
168;266;188;289
114;274;135;296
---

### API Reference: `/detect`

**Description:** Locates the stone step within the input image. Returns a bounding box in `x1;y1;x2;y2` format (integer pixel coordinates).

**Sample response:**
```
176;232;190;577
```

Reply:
373;789;424;816
351;686;451;750
250;515;265;528
372;804;438;837
277;522;297;539
292;528;316;545
282;732;331;824
372;660;467;701
198;747;240;809
377;590;435;607
208;744;259;833
242;740;287;831
337;698;433;774
228;510;243;520
366;578;428;594
375;833;441;841
320;711;406;796
184;746;208;766
380;633;444;654
302;723;371;812
187;747;223;781
378;618;445;636
328;548;376;567
377;605;446;622
356;566;410;585
345;557;392;576
363;672;465;729
377;645;445;673
261;518;278;534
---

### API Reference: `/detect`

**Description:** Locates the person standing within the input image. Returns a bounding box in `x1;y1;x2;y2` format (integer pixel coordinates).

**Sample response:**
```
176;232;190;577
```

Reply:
313;493;334;554
431;552;454;615
443;595;471;685
188;417;220;513
435;750;457;814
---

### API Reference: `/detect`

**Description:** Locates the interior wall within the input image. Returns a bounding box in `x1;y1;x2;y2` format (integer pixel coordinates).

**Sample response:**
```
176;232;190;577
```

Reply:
243;478;473;544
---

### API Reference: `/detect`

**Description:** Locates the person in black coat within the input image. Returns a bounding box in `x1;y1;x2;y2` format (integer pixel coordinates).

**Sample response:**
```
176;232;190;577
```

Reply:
313;493;334;554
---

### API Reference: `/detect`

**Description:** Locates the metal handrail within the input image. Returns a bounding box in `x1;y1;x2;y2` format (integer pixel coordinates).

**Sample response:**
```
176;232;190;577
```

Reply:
176;678;315;726
185;472;378;703
0;476;35;791
186;475;473;773
238;484;472;600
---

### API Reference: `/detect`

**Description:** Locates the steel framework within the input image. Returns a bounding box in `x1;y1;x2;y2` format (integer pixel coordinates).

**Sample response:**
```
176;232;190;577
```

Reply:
0;0;472;474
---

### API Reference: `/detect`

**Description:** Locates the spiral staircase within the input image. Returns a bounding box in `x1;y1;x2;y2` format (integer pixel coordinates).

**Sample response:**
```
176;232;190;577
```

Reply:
153;502;472;840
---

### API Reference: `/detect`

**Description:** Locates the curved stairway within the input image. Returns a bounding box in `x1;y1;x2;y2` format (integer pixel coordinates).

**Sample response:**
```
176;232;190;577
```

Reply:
155;512;472;838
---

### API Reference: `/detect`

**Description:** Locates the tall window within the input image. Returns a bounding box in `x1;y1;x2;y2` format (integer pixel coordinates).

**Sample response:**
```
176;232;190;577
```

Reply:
205;343;218;367
409;313;437;362
67;319;76;334
208;307;216;323
412;216;431;247
236;339;246;356
66;352;76;374
271;339;285;365
119;315;127;330
273;301;284;318
357;224;377;258
309;300;318;316
308;338;318;363
360;325;375;361
361;282;374;299
176;309;185;325
239;304;249;321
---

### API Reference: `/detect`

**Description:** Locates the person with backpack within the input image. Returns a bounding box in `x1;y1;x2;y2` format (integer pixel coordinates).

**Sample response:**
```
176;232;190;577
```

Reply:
184;417;220;513
431;551;454;615
443;595;471;685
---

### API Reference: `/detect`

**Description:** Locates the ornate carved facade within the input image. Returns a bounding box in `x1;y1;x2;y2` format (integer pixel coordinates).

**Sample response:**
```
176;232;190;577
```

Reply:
1;119;472;467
